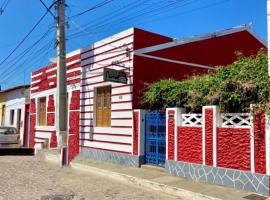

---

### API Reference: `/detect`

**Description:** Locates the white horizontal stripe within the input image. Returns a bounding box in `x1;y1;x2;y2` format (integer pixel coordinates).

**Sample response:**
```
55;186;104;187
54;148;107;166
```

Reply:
111;119;133;127
80;127;132;135
31;72;42;79
111;102;132;110
80;140;131;153
49;82;55;86
31;86;39;91
81;38;133;60
81;98;94;105
111;111;133;118
47;74;56;79
31;79;41;84
81;52;129;68
81;134;131;144
112;86;132;94
81;106;93;112
35;132;52;138
80;91;94;99
82;28;133;53
111;94;132;102
80;113;93;119
82;45;133;65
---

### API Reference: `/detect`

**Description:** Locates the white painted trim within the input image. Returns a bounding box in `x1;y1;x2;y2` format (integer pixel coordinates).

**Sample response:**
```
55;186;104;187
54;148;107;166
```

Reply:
175;108;185;161
134;109;146;157
202;109;206;165
166;109;169;160
35;126;56;131
213;107;218;167
266;114;270;175
250;112;255;173
30;84;80;98
135;53;216;70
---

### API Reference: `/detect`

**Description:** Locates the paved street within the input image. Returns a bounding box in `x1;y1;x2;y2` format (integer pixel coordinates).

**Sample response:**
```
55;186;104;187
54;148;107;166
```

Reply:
0;154;181;200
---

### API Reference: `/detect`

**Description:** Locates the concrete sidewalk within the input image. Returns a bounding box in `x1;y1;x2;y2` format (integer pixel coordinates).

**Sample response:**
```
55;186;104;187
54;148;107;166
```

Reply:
44;150;268;200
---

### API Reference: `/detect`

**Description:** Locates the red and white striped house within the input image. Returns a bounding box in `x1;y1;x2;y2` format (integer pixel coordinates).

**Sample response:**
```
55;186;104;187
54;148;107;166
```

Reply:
29;25;265;168
29;25;268;194
29;49;81;163
79;26;266;166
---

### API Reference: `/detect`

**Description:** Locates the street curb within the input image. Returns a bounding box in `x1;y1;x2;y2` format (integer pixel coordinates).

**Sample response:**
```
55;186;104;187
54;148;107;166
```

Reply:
44;153;221;200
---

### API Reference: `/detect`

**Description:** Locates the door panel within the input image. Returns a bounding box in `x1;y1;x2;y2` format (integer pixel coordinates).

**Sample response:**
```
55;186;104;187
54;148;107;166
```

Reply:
96;86;111;127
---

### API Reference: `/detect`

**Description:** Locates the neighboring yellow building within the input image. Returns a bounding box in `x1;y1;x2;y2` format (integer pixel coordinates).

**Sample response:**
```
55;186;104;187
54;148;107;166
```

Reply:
0;92;6;126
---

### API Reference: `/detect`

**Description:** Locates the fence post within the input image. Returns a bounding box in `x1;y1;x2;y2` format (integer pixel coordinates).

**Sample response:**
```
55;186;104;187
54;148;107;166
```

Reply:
133;110;146;158
202;106;220;167
166;108;185;161
250;109;255;173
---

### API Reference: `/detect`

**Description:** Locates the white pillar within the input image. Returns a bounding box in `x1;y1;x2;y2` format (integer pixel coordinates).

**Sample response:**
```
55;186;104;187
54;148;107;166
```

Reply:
266;114;270;175
267;0;270;76
138;110;146;156
250;111;255;173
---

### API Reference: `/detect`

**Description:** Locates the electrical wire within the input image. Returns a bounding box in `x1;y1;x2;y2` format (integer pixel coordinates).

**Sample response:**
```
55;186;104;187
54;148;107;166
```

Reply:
0;1;55;68
68;0;114;19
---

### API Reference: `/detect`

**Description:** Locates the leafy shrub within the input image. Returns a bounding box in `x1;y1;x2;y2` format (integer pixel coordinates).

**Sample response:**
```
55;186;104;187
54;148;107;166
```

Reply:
143;50;270;113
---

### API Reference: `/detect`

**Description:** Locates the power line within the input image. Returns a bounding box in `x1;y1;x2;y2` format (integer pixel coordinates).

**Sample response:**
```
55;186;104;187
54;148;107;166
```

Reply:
0;0;10;15
0;1;55;67
39;0;56;19
0;27;54;80
69;0;114;19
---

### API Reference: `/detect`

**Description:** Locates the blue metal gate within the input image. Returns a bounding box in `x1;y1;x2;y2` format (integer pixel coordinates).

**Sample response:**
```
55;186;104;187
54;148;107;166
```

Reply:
145;111;166;167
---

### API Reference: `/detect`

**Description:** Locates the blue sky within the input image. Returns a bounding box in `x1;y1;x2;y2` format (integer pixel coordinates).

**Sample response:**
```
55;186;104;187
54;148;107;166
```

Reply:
0;0;267;89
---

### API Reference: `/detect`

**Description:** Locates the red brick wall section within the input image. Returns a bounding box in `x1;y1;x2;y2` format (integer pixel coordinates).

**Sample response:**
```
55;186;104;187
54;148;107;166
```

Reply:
168;110;175;160
50;131;57;148
47;113;55;126
69;90;80;110
47;95;55;112
254;113;266;174
217;128;250;171
30;99;36;113
133;112;139;155
205;109;213;166
68;111;80;164
29;115;36;148
177;127;203;164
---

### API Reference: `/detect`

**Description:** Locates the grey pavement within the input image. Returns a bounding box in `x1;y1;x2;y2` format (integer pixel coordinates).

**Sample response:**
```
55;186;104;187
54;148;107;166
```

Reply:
45;150;269;200
0;152;182;200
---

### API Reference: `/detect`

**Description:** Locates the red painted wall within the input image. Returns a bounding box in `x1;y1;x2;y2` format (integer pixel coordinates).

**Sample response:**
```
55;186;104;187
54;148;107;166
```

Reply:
177;127;202;164
133;28;173;50
68;111;80;163
50;131;57;148
132;30;265;109
29;115;36;148
68;90;80;163
47;113;55;126
133;55;207;109
205;109;213;166
69;90;80;110
148;31;265;68
47;95;55;112
31;54;81;94
168;110;175;160
133;112;139;155
217;128;250;171
254;113;266;174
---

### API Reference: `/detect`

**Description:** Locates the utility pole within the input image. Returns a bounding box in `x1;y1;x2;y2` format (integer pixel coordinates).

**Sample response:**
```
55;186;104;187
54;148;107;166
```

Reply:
56;0;68;166
268;0;270;76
